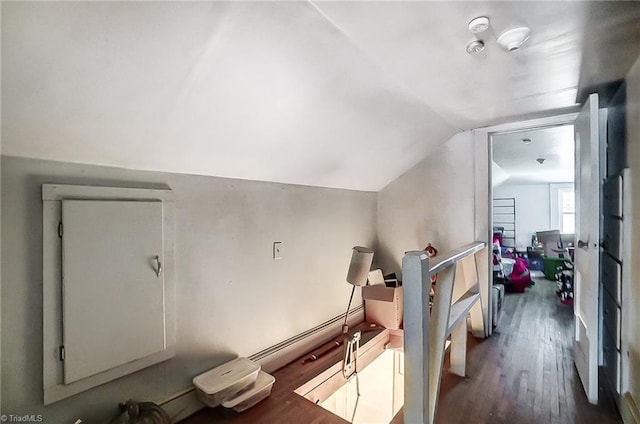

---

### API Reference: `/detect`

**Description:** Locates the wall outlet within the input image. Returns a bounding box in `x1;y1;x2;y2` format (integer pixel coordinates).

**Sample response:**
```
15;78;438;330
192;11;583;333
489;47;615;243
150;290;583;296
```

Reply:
273;241;283;260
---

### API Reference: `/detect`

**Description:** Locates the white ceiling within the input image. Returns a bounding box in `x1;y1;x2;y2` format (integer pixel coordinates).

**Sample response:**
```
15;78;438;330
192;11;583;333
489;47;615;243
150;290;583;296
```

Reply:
492;124;575;185
2;2;640;191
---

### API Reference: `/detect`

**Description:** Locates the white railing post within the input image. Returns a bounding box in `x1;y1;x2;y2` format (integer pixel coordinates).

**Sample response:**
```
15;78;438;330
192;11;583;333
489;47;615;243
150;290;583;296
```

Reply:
402;251;431;424
402;242;487;424
427;264;456;422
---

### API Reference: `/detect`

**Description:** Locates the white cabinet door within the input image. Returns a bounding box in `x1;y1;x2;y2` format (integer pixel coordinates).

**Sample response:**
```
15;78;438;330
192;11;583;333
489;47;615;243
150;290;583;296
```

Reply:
574;93;601;403
62;200;165;384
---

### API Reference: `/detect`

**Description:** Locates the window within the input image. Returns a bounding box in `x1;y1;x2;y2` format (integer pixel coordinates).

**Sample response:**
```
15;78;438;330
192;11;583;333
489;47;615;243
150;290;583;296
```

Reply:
561;190;575;233
549;183;575;233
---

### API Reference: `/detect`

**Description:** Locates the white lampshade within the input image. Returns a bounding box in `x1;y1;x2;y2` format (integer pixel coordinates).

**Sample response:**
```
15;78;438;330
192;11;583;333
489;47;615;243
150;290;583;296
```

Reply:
346;246;374;286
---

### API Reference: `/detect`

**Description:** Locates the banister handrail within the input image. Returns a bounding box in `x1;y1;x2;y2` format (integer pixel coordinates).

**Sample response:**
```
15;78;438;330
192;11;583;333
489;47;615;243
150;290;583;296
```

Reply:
402;240;488;424
428;241;486;275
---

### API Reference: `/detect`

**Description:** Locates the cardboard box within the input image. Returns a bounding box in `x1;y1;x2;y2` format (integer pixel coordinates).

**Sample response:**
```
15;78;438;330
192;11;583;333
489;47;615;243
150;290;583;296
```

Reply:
362;284;403;330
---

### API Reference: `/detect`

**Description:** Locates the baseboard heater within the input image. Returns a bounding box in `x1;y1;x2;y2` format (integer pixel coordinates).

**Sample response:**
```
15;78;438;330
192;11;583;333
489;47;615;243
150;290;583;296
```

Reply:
159;305;365;422
622;392;640;424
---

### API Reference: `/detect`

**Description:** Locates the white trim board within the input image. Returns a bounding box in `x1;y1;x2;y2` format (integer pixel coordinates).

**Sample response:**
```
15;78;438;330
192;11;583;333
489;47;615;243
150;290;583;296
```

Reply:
43;183;172;201
621;169;632;397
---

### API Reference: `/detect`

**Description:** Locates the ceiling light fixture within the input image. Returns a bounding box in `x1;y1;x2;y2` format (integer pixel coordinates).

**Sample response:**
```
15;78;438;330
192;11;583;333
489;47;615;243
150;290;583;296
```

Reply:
497;26;531;52
536;157;546;164
468;16;490;34
466;40;485;54
522;138;532;144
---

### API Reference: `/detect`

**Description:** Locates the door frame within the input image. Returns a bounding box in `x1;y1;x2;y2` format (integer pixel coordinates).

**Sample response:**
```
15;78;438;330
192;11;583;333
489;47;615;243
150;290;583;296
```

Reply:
473;111;579;337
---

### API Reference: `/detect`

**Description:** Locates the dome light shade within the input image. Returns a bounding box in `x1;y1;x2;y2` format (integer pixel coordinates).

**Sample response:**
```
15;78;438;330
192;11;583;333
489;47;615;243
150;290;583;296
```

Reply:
497;27;531;52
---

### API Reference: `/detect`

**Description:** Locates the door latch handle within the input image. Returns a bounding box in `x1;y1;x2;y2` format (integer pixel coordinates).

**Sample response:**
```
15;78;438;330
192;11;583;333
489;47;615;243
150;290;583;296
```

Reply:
577;240;589;249
154;254;162;277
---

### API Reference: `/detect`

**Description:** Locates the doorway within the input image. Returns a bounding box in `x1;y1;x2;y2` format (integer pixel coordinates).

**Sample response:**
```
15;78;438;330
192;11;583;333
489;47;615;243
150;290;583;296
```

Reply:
471;112;578;337
490;123;576;300
479;99;626;412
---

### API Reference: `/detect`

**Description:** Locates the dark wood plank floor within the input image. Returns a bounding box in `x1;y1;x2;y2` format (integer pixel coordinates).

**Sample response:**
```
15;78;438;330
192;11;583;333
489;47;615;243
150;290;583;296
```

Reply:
436;278;621;424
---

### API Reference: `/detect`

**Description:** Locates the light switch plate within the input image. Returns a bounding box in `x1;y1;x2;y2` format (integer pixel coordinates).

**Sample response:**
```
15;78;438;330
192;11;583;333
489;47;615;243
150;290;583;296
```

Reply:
273;241;283;260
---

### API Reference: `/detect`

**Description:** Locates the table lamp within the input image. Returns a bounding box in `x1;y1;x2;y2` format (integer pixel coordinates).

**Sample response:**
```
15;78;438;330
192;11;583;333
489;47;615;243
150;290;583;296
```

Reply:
342;246;374;334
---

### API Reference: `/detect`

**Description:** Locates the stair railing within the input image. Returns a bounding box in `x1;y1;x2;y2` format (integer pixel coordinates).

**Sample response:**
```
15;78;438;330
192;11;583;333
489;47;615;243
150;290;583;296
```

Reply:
402;241;487;424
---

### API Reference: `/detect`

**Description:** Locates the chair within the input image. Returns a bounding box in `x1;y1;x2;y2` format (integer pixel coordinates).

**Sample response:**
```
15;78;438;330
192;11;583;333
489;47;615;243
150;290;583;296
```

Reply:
536;230;571;280
536;230;565;258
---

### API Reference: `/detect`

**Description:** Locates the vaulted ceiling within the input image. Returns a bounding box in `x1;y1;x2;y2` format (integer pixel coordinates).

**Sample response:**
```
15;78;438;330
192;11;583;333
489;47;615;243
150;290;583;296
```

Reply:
3;2;640;191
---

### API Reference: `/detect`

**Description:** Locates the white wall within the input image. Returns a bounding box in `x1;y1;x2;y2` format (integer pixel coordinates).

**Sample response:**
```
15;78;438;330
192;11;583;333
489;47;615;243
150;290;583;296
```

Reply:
377;131;492;335
625;53;640;409
377;132;476;275
0;156;377;423
493;184;551;248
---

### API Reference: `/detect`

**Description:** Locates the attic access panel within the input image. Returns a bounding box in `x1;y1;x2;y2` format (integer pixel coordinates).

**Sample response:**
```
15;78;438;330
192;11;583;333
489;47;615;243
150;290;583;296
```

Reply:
43;184;174;405
61;199;166;383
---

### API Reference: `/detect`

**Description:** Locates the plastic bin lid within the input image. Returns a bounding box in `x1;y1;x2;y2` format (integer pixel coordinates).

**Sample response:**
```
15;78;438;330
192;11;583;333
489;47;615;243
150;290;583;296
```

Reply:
193;358;260;395
221;371;275;408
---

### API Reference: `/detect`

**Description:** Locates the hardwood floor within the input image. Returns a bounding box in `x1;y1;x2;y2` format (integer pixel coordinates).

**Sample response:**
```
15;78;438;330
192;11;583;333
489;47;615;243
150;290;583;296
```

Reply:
436;278;621;424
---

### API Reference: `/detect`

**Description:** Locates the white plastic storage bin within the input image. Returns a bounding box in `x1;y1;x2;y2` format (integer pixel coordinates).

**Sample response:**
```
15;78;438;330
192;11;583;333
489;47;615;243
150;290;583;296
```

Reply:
502;258;515;277
221;371;276;412
193;358;260;408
